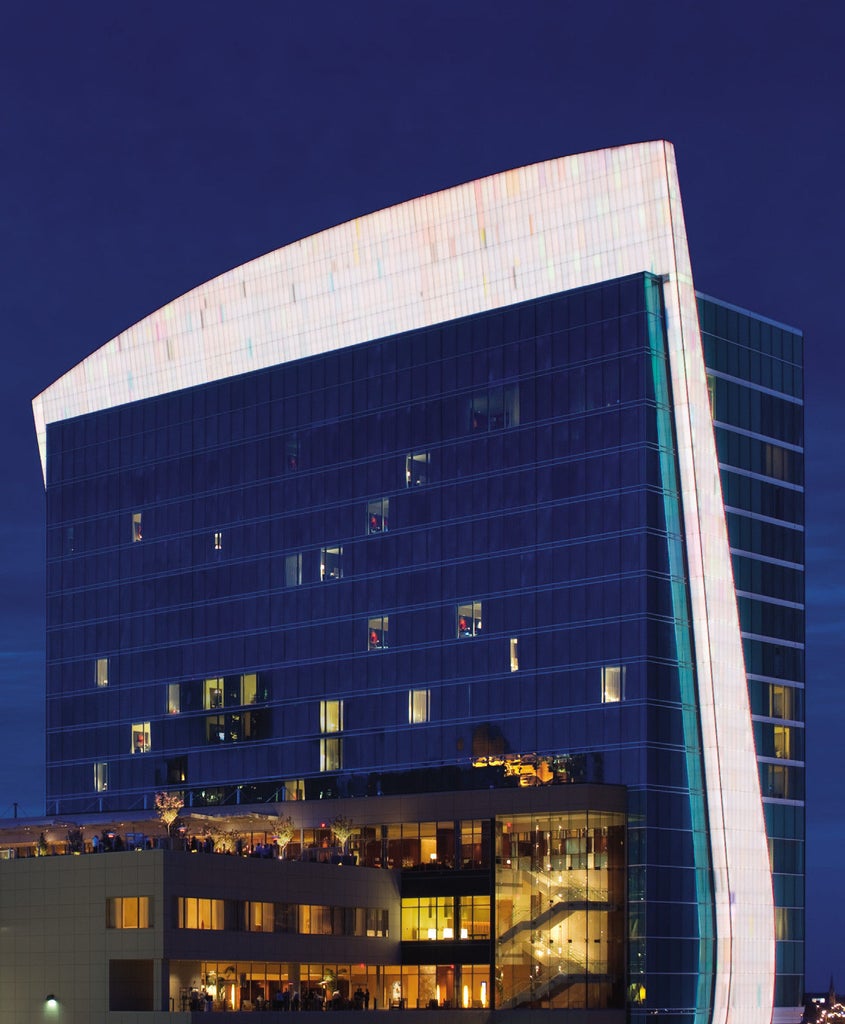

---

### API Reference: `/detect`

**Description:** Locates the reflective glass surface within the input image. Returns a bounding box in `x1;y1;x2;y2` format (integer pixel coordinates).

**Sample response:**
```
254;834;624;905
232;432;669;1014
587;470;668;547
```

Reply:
44;274;770;1018
700;295;805;1010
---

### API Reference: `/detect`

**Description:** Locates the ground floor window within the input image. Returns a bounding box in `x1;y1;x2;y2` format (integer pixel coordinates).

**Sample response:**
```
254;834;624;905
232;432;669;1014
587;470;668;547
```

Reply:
110;959;153;1011
169;961;487;1013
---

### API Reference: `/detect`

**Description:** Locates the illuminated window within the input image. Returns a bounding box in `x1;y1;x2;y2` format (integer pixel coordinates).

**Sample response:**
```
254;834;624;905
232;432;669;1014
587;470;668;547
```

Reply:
203;677;225;709
601;665;625;703
775;907;801;941
464;967;490;1010
469;383;519;431
241;673;258;704
770;684;794;720
285;553;302;586
320;737;343;772
368;615;389;649
457;602;482;638
200;674;259;714
459;895;491;940
321;546;343;581
167;683;181;714
460;819;490;869
285;435;300;472
177;897;224;930
509;638;519;672
773;725;792;760
96;657;109;688
367;497;389;534
282;779;304;802
244;901;275;932
320;699;343;734
409;689;430;724
213;531;223;551
406;452;430;487
65;526;75;554
131;512;143;542
401;897;455;941
131;722;151;754
94;762;109;792
300;904;333;935
107;896;151;929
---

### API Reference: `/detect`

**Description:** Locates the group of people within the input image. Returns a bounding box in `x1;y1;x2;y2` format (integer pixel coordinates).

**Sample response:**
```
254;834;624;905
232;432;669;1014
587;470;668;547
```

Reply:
268;985;372;1011
188;990;215;1012
185;835;280;857
187;984;373;1013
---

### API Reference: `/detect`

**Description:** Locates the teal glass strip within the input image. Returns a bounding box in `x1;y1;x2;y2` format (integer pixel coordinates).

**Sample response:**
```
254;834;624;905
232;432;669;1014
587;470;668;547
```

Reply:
645;274;715;1023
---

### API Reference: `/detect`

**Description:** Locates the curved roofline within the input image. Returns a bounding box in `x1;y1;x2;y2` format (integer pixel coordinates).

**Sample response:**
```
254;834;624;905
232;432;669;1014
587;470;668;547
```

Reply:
34;140;676;477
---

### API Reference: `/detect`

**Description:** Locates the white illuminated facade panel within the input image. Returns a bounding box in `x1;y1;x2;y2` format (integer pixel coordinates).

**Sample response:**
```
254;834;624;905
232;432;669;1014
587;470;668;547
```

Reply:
35;142;679;474
33;141;775;1023
661;161;775;1022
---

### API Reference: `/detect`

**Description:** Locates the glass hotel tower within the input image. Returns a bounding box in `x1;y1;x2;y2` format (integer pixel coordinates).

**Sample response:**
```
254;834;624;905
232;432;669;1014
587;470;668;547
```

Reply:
33;142;803;1023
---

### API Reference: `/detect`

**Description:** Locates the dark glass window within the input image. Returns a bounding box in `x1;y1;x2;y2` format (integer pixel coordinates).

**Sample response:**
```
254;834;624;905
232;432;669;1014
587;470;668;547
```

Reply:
469;384;519;431
285;553;302;586
284;435;300;472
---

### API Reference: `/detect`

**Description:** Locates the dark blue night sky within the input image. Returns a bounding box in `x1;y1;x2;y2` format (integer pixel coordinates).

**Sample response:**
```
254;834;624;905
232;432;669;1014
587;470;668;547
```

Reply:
0;0;840;990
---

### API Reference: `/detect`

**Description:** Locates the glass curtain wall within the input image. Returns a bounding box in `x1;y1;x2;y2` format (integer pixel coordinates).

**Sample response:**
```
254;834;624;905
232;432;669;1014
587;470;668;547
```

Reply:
700;295;805;1010
495;810;625;1010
